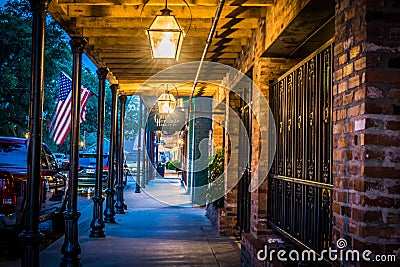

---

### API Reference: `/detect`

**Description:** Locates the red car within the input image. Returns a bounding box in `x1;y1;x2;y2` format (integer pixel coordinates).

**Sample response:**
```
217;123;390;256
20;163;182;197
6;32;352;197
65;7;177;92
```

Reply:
0;136;67;235
78;152;109;193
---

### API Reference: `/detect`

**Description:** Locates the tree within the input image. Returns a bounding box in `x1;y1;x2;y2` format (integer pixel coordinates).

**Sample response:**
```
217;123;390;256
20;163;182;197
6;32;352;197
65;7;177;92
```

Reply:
78;68;112;151
124;96;140;141
0;0;72;138
0;0;104;154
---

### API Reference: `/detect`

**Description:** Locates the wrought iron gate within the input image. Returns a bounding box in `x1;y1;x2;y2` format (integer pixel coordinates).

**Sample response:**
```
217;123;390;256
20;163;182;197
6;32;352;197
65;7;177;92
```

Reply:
268;41;333;253
237;85;252;233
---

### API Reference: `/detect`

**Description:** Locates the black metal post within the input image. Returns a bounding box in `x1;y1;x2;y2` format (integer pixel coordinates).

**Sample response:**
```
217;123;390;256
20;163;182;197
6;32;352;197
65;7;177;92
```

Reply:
146;128;151;184
135;98;143;193
115;94;127;214
155;134;159;165
104;84;118;223
89;68;108;238
19;1;50;266
60;37;87;267
141;114;147;189
147;129;153;184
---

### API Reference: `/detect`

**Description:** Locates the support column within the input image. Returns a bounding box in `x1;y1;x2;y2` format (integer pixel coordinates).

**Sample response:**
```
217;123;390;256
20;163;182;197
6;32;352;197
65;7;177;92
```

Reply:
19;1;50;266
191;98;213;205
115;94;127;214
135;98;143;193
60;37;87;267
89;68;108;238
146;129;153;184
141;113;147;189
333;0;400;255
104;84;118;223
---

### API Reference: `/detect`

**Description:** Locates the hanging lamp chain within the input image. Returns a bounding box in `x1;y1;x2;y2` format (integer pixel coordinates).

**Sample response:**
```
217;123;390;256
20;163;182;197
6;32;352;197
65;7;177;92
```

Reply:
161;0;172;15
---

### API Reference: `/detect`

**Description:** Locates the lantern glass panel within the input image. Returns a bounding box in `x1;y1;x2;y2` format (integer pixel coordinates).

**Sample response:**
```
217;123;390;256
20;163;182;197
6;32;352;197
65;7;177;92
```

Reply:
147;15;184;59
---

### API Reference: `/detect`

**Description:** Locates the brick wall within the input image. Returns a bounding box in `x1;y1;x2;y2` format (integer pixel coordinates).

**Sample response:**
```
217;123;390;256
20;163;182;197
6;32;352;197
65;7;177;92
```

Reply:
222;92;242;236
264;0;309;51
249;57;297;242
206;87;228;234
333;0;400;262
209;1;400;265
207;87;242;236
220;15;299;266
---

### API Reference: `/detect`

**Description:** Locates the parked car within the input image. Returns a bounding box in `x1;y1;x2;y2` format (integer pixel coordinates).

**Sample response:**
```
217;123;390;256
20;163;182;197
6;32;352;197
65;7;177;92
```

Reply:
53;152;65;167
0;136;67;236
78;153;108;193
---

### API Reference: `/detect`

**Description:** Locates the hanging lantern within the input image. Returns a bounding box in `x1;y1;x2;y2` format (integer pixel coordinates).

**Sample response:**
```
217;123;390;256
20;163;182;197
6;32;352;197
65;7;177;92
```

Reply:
157;91;177;114
147;1;184;60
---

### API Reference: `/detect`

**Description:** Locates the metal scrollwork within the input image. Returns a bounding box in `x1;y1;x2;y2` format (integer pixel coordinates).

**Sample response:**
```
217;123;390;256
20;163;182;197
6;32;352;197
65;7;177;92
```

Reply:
323;161;330;183
296;159;302;178
298;115;302;129
308;161;314;180
268;43;333;255
323;107;329;123
287;161;292;177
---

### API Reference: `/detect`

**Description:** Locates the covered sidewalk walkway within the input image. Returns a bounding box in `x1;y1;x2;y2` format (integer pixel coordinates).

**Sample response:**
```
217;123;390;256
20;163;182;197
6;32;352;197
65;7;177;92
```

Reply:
37;174;241;266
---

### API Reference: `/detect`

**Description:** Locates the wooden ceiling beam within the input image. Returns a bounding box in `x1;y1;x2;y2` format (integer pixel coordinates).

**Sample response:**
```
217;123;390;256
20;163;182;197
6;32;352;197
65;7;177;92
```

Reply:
82;27;253;38
93;44;243;53
88;36;248;46
48;1;267;87
120;82;224;97
118;80;220;87
110;68;229;76
101;58;188;64
113;73;225;80
101;57;235;65
98;51;239;59
106;59;234;67
75;17;260;30
58;0;273;7
67;5;265;18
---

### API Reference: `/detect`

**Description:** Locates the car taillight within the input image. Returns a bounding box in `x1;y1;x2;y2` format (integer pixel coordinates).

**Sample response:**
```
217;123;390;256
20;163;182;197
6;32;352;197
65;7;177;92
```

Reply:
0;176;16;216
103;166;108;171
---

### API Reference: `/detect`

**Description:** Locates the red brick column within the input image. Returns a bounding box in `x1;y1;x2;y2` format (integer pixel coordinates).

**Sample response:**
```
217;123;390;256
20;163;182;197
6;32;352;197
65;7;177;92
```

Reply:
249;57;298;241
206;88;242;236
333;0;400;259
223;92;242;236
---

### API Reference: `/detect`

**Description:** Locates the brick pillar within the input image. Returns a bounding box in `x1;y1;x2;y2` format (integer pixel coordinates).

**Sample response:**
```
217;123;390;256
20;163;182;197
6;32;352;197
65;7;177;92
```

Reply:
249;57;298;241
212;93;225;149
333;0;400;259
239;56;297;267
222;92;241;236
206;88;227;234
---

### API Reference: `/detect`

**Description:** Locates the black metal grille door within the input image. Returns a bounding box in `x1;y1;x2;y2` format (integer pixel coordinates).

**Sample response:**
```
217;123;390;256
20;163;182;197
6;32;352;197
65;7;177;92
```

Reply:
237;86;252;233
268;42;333;253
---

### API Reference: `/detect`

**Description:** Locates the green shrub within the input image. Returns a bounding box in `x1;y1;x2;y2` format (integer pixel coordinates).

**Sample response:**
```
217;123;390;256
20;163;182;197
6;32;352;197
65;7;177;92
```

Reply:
207;149;225;209
166;159;182;171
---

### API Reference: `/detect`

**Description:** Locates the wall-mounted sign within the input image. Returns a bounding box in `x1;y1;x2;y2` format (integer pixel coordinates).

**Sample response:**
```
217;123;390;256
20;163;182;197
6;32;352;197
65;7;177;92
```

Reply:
147;109;186;134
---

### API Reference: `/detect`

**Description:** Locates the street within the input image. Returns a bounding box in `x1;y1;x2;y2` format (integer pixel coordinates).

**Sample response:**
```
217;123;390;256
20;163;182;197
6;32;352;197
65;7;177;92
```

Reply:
0;195;93;265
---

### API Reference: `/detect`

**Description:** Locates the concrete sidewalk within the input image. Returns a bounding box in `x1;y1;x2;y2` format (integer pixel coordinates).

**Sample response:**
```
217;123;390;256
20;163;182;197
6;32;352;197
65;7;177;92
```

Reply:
37;176;241;266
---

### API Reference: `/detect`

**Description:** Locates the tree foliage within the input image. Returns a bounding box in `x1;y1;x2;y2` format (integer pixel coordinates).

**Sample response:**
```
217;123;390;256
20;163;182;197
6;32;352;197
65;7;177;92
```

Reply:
0;0;115;154
0;0;72;139
125;96;140;141
207;149;225;208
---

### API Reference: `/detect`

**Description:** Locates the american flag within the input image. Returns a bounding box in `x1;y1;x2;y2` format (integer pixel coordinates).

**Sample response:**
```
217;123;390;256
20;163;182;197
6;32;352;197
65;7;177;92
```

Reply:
50;72;92;145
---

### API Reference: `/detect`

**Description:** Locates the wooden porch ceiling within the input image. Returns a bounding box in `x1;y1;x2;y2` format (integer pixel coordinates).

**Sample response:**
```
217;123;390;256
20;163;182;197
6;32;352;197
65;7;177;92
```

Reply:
49;0;273;96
